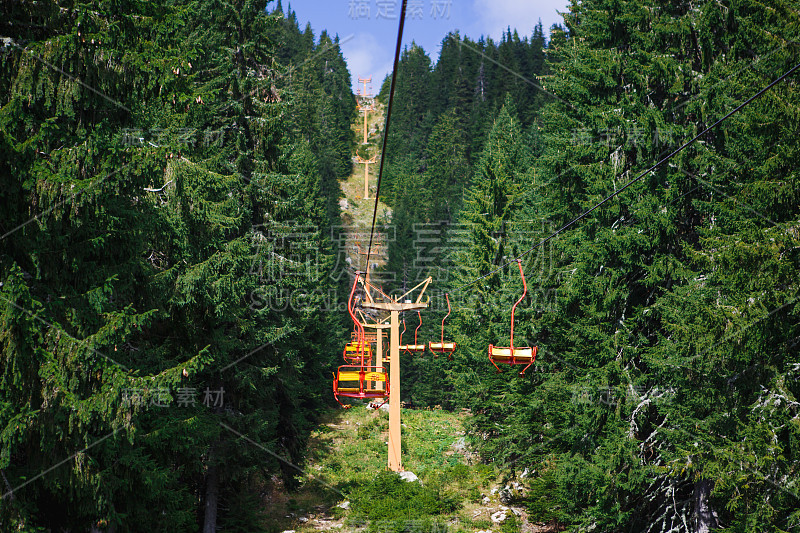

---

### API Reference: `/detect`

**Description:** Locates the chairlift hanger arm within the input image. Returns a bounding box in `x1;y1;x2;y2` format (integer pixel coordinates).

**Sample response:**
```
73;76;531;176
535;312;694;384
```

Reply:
348;273;363;335
346;271;370;362
441;293;451;344
510;259;527;353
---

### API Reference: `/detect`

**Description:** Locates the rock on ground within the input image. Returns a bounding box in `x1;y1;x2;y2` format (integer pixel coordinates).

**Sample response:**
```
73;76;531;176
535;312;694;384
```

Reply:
399;471;419;483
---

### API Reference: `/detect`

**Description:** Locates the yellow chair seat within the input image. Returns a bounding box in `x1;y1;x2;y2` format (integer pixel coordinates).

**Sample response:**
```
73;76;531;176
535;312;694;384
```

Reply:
344;343;372;355
335;387;386;397
343;342;372;364
429;342;456;352
401;344;426;352
334;365;389;402
337;371;386;382
490;346;534;360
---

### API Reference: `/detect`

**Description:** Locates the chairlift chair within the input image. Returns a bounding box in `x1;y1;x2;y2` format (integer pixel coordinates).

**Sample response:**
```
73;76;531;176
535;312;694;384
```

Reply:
429;293;456;359
400;311;426;354
343;340;372;364
488;259;538;375
333;365;389;408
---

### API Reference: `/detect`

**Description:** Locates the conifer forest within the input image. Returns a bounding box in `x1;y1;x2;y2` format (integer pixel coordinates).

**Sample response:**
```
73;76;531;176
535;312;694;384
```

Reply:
1;1;799;532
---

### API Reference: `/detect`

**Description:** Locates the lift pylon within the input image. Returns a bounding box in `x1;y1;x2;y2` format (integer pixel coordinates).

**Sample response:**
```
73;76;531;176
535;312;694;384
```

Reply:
355;153;378;200
362;277;431;472
357;76;373;145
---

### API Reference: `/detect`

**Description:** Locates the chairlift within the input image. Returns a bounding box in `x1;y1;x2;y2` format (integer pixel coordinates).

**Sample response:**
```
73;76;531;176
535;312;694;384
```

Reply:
400;311;426;354
343;340;372;364
429;293;456;359
333;365;389;408
488;259;537;375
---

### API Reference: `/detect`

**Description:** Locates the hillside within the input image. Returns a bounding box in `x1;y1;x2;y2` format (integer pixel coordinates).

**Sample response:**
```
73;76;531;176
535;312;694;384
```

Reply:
339;98;391;273
1;0;799;531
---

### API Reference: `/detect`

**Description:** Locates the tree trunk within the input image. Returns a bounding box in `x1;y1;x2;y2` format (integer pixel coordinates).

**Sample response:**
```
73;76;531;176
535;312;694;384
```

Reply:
694;479;718;533
202;462;220;533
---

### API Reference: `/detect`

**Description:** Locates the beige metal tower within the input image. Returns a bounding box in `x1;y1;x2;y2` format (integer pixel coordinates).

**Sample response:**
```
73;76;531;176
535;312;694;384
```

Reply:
355;153;377;199
362;277;431;472
357;76;373;145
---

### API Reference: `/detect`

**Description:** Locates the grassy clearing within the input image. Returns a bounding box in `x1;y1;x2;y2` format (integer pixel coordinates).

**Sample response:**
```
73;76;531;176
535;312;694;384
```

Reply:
263;405;518;533
307;407;485;488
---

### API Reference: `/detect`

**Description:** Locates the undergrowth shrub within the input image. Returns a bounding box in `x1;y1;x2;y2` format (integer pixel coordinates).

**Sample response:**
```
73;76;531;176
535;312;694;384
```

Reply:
349;470;460;530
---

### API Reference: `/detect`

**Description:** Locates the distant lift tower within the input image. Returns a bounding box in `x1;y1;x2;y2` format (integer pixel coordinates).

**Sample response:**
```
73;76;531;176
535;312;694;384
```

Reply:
356;75;376;199
357;76;373;145
355;153;377;200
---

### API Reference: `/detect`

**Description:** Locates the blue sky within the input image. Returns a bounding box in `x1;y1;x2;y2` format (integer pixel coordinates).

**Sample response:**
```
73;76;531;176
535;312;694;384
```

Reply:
286;0;571;90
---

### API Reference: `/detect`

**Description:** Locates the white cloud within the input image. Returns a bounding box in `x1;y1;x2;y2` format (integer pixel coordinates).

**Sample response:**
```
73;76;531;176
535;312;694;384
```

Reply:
471;0;568;41
341;33;392;90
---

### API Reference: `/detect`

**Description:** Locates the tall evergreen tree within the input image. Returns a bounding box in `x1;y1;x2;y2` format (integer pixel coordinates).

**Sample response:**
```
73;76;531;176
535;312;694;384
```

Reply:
447;1;800;531
0;0;353;529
